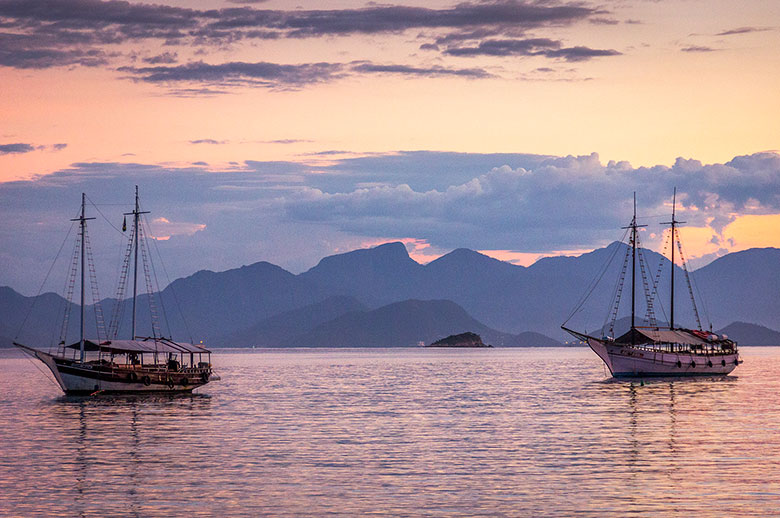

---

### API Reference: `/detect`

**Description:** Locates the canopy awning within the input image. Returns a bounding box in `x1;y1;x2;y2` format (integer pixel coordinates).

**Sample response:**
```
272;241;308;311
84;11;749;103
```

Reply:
617;328;710;346
67;338;211;354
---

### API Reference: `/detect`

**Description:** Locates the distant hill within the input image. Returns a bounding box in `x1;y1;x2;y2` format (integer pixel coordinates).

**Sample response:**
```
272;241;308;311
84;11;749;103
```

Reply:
429;332;490;347
2;242;778;347
505;331;563;347
0;287;75;349
109;260;329;343
717;322;780;346
220;296;367;347
293;240;728;339
0;334;13;349
281;299;560;348
299;242;425;307
696;249;780;333
284;299;498;347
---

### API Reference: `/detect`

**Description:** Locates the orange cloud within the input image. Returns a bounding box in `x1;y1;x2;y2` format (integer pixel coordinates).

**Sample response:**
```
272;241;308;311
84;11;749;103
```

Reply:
655;213;780;265
479;248;593;266
148;217;206;241
357;237;444;264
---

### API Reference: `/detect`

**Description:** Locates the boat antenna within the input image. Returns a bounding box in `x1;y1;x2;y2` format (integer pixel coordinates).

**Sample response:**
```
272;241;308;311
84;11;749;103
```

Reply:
124;186;149;340
71;193;94;362
622;192;646;343
661;187;684;329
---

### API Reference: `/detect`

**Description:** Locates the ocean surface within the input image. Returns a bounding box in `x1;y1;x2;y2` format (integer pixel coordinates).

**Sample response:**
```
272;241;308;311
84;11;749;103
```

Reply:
1;346;779;517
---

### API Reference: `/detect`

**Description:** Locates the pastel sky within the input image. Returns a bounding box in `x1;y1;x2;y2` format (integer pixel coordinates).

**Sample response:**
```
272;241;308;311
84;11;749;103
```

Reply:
1;0;779;294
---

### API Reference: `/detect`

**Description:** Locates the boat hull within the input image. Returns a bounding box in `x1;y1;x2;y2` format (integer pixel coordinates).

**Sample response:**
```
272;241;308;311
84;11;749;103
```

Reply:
16;344;219;395
587;338;739;377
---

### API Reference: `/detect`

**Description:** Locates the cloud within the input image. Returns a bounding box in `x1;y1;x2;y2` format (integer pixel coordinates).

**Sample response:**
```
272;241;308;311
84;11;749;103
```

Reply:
2;151;779;295
0;33;113;69
681;45;717;53
716;26;772;36
190;139;227;145
589;17;619;25
0;0;606;74
0;143;36;155
284;151;780;252
264;139;312;144
350;62;492;79
0;0;599;46
444;38;620;61
445;38;560;56
0;142;66;154
119;61;345;89
148;217;206;241
205;1;597;38
144;52;178;64
0;0;200;36
119;59;493;91
545;46;621;62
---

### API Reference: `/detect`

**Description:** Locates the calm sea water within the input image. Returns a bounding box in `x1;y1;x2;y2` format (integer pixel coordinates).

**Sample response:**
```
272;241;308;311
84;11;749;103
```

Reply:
1;347;779;517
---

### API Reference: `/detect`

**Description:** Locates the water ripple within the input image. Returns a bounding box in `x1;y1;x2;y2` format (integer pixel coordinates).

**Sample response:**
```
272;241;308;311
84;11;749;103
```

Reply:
1;347;779;517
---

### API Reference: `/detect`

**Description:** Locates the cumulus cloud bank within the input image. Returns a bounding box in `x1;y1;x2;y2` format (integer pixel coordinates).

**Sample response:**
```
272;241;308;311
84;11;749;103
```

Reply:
1;150;778;294
284;152;780;251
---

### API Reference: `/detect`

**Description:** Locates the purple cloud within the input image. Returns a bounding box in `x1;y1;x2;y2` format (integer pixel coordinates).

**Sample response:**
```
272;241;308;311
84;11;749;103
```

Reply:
0;143;35;155
119;61;345;89
445;38;621;61
681;45;717;53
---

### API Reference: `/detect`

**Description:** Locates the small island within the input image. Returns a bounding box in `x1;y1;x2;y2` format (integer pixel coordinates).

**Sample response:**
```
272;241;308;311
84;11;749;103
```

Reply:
427;332;492;348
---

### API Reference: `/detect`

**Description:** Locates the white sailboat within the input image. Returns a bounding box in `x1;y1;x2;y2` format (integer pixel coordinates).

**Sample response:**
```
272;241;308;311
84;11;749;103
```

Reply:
15;188;220;394
562;191;741;377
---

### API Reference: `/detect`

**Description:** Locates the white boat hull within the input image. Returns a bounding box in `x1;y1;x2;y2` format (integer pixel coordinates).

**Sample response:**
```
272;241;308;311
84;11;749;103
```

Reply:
588;338;739;377
16;344;219;395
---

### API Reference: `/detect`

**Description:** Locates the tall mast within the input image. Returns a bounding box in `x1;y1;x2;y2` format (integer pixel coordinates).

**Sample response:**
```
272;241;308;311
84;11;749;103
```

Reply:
621;193;646;343
72;193;94;362
80;194;86;361
670;190;675;329
662;188;684;330
125;186;149;340
631;194;636;333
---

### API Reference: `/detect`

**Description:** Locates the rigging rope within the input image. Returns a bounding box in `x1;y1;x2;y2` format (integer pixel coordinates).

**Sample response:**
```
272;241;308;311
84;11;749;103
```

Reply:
108;226;134;339
636;240;657;327
84;228;107;342
14;221;76;355
675;228;703;330
58;228;81;350
145;214;195;344
561;229;628;327
21;353;61;390
649;228;670;325
138;222;162;339
86;195;127;236
141;213;175;341
605;240;631;337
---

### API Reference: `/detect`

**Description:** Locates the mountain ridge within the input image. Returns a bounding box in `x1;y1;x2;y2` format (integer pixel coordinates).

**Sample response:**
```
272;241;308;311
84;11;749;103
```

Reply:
2;242;778;347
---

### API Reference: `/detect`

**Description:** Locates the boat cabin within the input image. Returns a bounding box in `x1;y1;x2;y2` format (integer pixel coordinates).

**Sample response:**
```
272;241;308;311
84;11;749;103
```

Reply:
616;327;736;354
63;338;213;373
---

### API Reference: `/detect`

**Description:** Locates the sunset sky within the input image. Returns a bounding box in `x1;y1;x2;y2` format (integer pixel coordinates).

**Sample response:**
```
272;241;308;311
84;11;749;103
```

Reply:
1;0;779;294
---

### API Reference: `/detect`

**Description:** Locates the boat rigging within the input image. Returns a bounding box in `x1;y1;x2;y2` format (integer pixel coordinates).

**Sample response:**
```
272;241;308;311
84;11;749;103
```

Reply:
15;187;220;394
562;190;741;377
